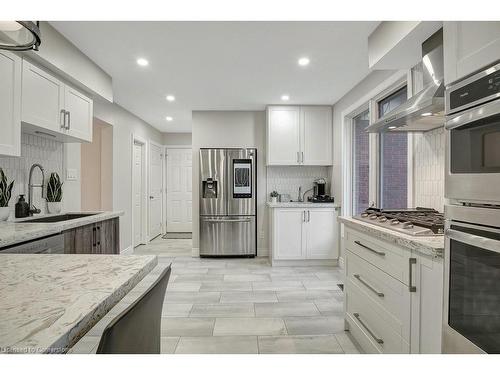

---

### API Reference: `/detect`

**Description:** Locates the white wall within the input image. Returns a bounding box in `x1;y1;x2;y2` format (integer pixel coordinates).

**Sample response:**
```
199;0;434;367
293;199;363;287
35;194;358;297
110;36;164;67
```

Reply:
163;132;192;146
192;111;267;256
93;97;163;252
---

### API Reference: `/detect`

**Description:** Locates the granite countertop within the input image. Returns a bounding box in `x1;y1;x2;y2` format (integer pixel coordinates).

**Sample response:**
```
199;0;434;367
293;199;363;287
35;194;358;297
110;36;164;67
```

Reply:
0;253;157;354
339;216;444;258
267;201;341;209
0;211;124;249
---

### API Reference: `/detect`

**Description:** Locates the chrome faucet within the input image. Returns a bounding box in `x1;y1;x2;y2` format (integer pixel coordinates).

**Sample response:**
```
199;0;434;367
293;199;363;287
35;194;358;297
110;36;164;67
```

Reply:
28;163;45;216
297;186;302;202
301;187;314;202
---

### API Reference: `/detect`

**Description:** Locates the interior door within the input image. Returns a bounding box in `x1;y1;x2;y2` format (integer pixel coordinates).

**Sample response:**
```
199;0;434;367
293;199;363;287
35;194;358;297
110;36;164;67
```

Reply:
167;148;193;232
149;142;163;240
64;85;93;142
133;142;143;247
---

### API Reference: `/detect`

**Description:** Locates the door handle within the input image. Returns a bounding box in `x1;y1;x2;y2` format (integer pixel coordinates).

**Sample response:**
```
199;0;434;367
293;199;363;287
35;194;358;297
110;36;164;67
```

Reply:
353;313;384;344
205;218;251;223
354;240;386;256
353;274;384;297
302;211;306;222
408;258;416;292
297;151;300;164
301;151;304;164
307;210;310;222
60;109;66;129
67;111;71;130
97;226;101;246
92;227;96;248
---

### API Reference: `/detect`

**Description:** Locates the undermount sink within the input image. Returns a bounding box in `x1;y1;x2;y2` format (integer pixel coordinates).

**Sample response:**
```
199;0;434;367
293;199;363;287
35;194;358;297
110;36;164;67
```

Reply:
23;213;98;223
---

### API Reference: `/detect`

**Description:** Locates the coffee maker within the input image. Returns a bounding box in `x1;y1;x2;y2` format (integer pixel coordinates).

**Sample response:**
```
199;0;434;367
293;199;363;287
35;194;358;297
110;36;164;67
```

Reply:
310;178;335;203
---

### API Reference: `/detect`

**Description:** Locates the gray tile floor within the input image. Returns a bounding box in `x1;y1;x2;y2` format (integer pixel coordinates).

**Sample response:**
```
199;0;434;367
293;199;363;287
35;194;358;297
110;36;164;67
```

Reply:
69;237;360;354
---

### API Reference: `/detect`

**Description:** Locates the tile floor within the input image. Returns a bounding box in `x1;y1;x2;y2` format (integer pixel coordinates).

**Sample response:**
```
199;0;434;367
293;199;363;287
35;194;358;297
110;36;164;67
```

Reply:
69;237;361;354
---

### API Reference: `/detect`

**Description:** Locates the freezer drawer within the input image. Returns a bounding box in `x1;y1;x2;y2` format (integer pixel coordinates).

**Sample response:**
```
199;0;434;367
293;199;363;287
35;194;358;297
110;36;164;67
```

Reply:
200;216;256;257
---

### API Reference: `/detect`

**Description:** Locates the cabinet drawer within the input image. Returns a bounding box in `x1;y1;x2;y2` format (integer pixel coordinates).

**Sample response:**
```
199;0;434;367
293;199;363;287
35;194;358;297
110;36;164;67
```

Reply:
345;228;411;284
346;284;410;354
346;250;411;341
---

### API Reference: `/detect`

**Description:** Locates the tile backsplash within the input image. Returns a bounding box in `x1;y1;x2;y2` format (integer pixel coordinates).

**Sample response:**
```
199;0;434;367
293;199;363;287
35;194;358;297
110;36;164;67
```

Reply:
0;133;63;218
267;166;330;201
413;127;445;211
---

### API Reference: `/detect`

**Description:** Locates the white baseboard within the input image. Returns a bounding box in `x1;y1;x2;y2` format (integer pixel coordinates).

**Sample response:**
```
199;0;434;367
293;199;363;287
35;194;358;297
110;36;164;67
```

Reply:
121;246;133;255
192;247;199;258
257;248;269;257
271;259;339;267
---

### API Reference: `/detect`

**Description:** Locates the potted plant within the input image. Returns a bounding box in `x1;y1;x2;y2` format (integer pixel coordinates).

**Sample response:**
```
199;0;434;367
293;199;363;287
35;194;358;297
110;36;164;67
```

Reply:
270;190;279;203
0;168;14;221
46;172;63;214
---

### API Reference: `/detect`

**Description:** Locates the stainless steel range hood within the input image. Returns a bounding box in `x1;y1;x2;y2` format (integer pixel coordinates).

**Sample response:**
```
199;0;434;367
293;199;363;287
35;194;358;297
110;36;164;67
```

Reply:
367;29;444;133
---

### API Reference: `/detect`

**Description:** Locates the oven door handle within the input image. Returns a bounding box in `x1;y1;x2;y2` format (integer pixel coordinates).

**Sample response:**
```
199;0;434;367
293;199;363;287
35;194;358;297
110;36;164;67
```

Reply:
446;228;500;254
445;98;500;130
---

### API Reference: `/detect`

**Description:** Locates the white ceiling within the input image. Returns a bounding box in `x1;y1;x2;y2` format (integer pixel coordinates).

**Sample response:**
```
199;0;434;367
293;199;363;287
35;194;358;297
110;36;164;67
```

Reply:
51;21;380;133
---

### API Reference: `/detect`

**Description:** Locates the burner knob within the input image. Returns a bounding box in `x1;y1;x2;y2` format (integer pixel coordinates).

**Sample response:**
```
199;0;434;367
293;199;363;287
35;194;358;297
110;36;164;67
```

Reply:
369;214;378;220
402;222;414;229
361;213;369;218
390;219;400;225
378;216;387;222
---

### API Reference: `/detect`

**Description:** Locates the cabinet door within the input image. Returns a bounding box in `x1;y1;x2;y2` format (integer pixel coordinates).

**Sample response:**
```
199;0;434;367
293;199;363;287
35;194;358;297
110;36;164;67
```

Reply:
273;209;305;260
64;223;96;254
64;85;93;142
0;51;21;157
444;21;500;84
305;208;338;259
267;106;301;165
301;106;333;165
21;60;65;132
97;218;120;254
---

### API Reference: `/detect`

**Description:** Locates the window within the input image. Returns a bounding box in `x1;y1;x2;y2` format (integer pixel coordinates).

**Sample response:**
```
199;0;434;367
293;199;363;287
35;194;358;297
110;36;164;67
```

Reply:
352;109;370;215
378;86;408;208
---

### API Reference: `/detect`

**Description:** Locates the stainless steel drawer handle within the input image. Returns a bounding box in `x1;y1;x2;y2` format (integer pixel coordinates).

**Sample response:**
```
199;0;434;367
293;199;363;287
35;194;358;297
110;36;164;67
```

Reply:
353;274;384;297
354;240;386;256
353;312;384;344
408;258;416;292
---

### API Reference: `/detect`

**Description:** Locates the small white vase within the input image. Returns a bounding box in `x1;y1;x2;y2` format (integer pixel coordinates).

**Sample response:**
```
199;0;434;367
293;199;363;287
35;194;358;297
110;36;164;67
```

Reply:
271;197;278;203
0;207;10;221
47;202;62;214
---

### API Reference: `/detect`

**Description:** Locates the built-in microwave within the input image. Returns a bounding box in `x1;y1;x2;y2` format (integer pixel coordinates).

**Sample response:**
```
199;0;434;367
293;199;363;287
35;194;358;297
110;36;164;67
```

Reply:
443;205;500;353
445;61;500;205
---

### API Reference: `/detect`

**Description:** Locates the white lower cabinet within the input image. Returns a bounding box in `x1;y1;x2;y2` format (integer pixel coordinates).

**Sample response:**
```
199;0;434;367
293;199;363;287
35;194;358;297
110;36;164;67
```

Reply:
343;226;443;354
270;206;339;264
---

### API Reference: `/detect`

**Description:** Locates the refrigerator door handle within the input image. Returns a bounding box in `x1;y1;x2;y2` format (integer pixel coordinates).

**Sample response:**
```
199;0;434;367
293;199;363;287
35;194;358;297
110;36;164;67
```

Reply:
204;218;252;223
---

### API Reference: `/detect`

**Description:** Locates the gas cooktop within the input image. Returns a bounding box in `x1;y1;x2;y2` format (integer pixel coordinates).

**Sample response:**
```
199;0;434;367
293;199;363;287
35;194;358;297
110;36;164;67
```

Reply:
354;207;444;236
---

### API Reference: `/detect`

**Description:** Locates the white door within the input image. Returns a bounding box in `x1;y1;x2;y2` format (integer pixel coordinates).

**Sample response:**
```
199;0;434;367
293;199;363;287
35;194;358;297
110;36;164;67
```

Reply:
166;148;192;232
0;51;21;157
133;142;144;247
267;106;301;165
305;208;338;259
21;60;64;132
149;142;163;240
274;209;305;260
301;106;333;166
64;85;93;142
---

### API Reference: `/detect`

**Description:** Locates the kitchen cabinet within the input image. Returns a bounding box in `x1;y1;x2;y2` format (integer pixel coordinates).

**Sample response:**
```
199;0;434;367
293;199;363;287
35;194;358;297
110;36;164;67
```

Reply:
266;106;332;166
444;21;500;85
270;206;339;264
64;218;119;254
343;226;443;354
0;51;22;157
21;59;93;142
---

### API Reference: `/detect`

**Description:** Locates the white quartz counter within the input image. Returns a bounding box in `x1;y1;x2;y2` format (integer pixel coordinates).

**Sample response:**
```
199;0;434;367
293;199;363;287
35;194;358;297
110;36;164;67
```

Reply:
0;211;124;249
339;216;444;258
0;253;157;353
267;201;340;209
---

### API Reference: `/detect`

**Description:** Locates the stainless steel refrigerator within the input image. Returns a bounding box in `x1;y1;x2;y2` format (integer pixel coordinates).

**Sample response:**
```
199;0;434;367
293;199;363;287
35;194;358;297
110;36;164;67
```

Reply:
199;148;257;257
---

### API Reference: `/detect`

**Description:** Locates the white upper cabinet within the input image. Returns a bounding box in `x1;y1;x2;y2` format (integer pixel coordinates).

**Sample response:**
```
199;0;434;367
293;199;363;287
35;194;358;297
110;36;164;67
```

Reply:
266;106;301;165
21;59;93;143
0;51;21;157
444;21;500;85
64;85;93;142
22;60;65;133
302;106;333;165
267;105;333;166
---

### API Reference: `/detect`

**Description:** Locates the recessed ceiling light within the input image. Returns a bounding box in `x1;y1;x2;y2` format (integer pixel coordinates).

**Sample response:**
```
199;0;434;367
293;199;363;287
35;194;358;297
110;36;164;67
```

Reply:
421;112;432;117
136;58;149;67
281;95;290;101
298;57;310;66
166;116;173;122
166;95;175;102
388;126;397;130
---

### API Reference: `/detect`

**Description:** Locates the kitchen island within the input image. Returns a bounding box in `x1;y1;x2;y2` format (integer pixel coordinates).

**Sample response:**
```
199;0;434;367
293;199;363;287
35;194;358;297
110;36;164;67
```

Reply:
0;253;157;354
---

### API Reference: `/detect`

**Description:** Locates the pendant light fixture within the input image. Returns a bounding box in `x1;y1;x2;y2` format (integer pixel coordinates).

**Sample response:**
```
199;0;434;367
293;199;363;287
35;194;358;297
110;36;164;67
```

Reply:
0;21;41;51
